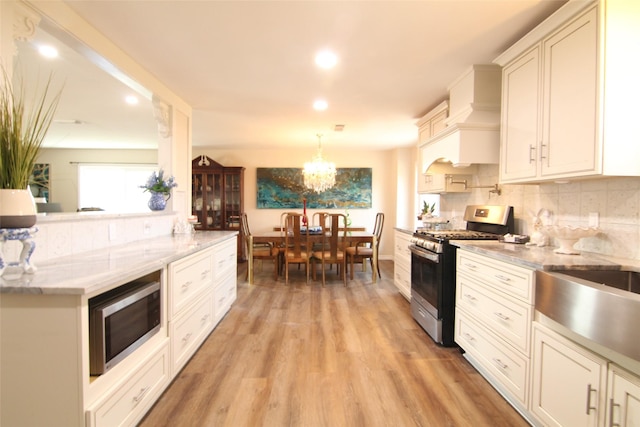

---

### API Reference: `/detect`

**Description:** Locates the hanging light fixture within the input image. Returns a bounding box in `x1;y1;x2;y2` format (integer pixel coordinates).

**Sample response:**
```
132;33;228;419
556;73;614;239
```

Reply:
303;134;336;193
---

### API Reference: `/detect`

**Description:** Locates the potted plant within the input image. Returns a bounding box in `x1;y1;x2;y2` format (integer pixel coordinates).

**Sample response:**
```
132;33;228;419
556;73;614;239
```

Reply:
0;70;61;228
418;201;435;220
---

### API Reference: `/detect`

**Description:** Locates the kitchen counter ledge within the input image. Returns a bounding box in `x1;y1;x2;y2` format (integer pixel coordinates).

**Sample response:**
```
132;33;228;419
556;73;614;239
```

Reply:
451;240;640;272
0;231;238;296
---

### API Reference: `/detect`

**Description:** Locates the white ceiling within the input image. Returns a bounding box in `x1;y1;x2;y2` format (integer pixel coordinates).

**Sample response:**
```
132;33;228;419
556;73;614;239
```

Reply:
25;0;568;151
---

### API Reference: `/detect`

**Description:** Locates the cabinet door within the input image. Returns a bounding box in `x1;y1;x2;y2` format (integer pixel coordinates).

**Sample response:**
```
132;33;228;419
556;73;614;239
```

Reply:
224;172;241;230
500;46;541;183
541;6;598;178
531;323;606;427
208;172;223;229
607;364;640;427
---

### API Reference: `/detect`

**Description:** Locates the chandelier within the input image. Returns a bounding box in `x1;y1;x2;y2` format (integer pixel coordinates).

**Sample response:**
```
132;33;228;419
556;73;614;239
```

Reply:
302;134;336;193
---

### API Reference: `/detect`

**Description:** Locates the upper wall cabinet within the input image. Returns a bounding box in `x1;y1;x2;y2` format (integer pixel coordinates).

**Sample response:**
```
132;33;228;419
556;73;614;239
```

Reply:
417;100;449;145
495;0;640;183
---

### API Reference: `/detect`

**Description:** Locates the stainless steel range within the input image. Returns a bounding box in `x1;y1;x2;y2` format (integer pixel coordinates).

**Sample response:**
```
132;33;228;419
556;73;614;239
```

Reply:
410;205;514;346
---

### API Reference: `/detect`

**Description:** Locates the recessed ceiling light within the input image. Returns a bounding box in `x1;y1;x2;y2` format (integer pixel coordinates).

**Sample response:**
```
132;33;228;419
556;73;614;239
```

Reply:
313;99;328;111
125;95;139;105
38;45;58;59
315;50;338;69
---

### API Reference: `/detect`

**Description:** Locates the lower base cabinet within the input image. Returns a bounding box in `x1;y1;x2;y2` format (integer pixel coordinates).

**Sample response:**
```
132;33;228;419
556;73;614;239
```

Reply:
86;342;171;427
0;235;238;427
531;323;607;427
531;322;640;427
608;364;640;427
393;230;412;300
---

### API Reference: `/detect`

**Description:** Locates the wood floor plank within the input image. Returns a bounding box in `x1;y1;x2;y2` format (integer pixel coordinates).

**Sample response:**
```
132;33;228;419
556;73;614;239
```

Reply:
139;260;529;427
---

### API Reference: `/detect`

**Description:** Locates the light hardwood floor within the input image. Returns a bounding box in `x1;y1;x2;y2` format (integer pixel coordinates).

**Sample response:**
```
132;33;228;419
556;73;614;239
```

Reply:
139;260;529;427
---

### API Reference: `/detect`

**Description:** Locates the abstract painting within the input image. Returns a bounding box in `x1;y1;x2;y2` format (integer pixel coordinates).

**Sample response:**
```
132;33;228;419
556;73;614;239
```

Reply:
257;168;372;209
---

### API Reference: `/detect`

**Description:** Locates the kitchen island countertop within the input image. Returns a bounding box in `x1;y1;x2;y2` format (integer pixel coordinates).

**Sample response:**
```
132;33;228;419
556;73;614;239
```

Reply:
451;240;640;272
0;231;237;296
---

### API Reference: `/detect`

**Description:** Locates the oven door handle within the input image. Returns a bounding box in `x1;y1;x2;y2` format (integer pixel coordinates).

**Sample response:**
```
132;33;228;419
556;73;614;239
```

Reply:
409;245;440;263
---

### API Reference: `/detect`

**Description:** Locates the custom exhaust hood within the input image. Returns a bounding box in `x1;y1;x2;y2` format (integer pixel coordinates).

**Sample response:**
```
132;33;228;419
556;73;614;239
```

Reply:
420;65;502;171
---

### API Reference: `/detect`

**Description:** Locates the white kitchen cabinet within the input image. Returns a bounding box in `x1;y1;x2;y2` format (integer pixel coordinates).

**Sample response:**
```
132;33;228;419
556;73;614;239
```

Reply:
167;237;237;375
417;161;475;194
86;342;171;427
496;1;640;183
417;100;449;145
531;322;608;427
393;229;412;301
455;249;535;413
607;364;640;427
417;173;472;194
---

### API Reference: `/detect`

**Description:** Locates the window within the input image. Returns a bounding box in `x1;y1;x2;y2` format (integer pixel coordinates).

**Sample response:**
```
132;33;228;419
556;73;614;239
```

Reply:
78;164;158;212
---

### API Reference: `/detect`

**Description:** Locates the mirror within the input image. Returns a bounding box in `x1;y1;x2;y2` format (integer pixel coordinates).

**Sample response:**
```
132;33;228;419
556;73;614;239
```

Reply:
13;20;159;213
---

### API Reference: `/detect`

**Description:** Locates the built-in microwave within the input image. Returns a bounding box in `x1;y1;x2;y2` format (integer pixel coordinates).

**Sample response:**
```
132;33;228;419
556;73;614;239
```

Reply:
89;272;161;375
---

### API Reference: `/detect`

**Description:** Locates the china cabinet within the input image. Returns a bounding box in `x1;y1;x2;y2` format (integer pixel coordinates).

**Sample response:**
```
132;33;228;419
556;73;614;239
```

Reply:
191;156;245;260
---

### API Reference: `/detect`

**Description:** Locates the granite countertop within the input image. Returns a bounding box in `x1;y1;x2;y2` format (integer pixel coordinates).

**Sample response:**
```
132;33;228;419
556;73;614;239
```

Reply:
451;240;640;272
0;231;237;296
394;227;414;235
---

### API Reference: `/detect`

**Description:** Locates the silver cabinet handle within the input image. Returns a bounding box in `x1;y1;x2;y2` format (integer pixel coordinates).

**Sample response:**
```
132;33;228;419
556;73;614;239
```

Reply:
609;398;620;427
529;144;536;163
492;358;508;370
132;386;150;404
182;332;193;344
495;274;511;282
201;313;210;322
494;312;510;321
464;294;477;302
181;280;193;290
200;269;210;278
463;332;475;342
465;263;478;270
586;384;597;414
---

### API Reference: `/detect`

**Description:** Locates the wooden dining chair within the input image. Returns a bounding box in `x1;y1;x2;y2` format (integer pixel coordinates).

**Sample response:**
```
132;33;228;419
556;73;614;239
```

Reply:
282;212;311;284
346;212;384;280
240;213;279;284
311;213;348;286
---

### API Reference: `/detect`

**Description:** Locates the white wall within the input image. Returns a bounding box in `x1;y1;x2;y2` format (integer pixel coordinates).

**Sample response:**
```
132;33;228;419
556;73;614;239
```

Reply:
193;147;404;259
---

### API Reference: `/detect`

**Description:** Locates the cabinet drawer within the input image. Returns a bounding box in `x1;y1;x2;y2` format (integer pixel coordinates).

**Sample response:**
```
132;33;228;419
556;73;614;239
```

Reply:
171;292;215;374
456;311;529;406
212;238;237;279
394;262;411;300
457;274;532;354
457;250;534;303
394;232;412;269
87;343;170;427
214;272;237;320
169;248;213;317
395;251;410;272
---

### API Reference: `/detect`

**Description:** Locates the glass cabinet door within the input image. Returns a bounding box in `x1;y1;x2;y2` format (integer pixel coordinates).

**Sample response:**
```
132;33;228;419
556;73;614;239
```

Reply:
208;172;223;229
224;172;241;230
192;173;204;226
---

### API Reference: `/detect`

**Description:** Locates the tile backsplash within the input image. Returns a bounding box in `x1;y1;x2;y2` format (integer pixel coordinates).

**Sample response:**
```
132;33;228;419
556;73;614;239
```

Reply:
2;212;177;266
440;165;640;260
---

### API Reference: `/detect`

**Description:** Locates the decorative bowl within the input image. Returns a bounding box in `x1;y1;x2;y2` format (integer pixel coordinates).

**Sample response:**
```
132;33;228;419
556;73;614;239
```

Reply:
541;225;599;254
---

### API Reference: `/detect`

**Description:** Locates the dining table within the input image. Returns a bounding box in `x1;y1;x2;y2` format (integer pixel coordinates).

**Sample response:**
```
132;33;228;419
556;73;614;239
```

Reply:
251;230;378;283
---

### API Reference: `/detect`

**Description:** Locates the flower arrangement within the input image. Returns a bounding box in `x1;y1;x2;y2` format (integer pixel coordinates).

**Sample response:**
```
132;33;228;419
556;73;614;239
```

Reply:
140;169;178;195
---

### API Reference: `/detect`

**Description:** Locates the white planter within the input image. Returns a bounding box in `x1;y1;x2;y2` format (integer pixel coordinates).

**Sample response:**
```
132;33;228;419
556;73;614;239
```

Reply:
0;189;37;228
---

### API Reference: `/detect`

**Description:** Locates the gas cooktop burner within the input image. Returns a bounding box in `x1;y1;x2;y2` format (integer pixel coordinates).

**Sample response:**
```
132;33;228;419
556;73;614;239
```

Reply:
415;229;503;241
